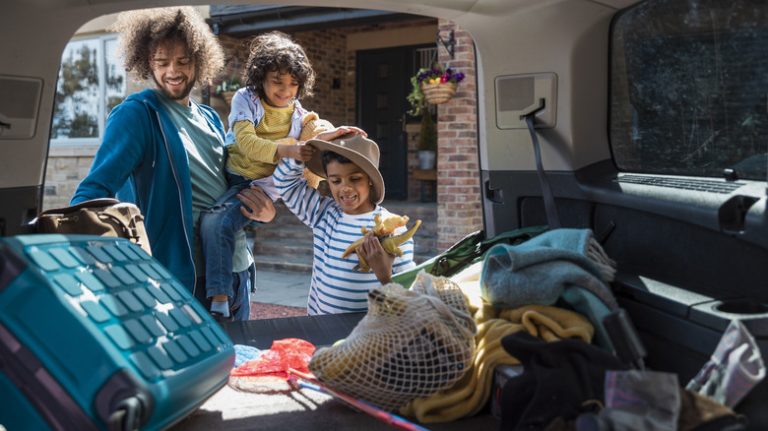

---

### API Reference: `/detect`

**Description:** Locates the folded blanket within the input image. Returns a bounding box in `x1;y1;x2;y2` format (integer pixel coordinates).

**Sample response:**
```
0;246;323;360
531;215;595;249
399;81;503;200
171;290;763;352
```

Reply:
480;228;618;310
399;304;593;423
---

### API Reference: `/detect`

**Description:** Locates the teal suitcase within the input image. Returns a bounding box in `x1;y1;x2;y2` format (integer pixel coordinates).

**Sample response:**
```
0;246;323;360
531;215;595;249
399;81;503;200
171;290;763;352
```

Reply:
0;234;234;430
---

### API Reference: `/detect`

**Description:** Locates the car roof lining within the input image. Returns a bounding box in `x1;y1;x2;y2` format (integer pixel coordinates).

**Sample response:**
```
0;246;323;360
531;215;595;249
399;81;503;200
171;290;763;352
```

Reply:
0;0;640;190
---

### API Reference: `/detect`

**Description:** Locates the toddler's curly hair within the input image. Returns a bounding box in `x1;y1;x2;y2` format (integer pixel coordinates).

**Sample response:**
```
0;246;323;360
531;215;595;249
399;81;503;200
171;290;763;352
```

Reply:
111;7;224;85
244;31;315;100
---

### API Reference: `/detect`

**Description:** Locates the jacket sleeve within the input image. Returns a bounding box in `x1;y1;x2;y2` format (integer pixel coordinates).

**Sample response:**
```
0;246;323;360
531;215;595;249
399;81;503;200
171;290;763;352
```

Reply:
273;158;334;228
70;100;151;204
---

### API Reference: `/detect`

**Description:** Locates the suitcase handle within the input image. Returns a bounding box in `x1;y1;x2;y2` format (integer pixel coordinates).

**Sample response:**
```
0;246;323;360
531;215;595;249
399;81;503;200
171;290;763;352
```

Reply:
108;397;143;431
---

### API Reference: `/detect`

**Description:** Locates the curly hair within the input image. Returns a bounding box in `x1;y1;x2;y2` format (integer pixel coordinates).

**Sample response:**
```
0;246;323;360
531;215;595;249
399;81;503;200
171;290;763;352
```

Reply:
244;31;315;100
111;7;224;85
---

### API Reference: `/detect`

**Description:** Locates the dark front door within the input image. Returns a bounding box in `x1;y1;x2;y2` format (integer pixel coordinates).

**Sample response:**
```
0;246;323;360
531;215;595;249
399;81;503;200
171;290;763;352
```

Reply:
357;47;415;200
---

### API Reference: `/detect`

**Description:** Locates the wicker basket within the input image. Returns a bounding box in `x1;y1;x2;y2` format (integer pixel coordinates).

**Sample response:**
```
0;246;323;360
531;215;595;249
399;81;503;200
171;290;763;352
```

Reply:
421;81;457;105
221;91;235;105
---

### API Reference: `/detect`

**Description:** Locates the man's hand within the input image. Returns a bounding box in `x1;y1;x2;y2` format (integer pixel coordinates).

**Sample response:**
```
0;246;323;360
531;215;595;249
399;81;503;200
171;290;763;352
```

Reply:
237;185;276;222
315;126;368;142
357;232;395;284
277;143;315;162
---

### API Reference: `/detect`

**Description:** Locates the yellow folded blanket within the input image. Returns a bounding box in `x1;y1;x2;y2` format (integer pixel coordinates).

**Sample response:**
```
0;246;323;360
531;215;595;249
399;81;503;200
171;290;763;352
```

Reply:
400;304;594;423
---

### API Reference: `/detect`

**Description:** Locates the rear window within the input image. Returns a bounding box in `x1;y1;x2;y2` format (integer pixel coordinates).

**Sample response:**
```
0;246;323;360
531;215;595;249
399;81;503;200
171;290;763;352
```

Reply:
610;0;768;180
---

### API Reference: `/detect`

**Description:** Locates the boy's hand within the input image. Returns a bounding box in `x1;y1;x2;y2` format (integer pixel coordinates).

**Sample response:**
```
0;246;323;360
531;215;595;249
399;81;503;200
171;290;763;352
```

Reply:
277;143;315;162
357;232;394;284
315;126;368;142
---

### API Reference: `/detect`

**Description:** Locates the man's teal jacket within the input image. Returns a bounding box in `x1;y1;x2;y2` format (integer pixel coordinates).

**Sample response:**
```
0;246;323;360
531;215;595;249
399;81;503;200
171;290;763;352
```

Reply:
71;89;226;295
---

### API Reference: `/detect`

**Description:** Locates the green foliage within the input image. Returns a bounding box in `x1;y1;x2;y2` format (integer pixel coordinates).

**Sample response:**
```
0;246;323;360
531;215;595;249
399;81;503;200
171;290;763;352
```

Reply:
215;75;241;95
407;73;426;116
418;112;437;152
53;45;99;138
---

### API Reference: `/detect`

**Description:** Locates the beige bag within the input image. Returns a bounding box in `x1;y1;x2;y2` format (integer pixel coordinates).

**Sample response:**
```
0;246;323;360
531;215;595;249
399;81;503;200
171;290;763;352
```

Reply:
34;198;152;255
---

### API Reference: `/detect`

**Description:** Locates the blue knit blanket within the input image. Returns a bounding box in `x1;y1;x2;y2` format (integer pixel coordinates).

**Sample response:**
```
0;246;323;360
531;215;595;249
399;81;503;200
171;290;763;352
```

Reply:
480;228;618;310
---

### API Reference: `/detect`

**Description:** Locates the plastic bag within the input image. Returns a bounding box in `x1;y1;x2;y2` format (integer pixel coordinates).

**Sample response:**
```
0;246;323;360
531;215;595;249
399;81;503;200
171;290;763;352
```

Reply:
686;319;766;407
231;338;316;379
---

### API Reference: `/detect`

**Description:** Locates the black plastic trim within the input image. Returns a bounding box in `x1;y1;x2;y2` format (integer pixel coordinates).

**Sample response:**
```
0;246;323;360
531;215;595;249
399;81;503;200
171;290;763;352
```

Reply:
482;160;768;249
0;244;25;292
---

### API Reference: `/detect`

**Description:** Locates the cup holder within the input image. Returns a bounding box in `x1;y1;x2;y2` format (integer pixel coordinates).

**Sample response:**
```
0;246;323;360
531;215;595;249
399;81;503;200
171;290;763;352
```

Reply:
715;300;768;315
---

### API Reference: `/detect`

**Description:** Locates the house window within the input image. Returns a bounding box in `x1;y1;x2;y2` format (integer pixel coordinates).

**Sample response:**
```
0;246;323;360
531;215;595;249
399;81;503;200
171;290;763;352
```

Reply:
51;34;125;147
610;0;768;180
415;47;436;70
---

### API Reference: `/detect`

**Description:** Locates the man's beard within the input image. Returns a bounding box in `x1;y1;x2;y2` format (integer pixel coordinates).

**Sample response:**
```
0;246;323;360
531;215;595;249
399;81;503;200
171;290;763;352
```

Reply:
153;75;196;101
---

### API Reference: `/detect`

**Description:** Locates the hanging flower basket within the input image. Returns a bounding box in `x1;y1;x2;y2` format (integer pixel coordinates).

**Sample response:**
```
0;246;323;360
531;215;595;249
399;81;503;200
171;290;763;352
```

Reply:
421;81;457;105
407;64;465;115
221;91;236;106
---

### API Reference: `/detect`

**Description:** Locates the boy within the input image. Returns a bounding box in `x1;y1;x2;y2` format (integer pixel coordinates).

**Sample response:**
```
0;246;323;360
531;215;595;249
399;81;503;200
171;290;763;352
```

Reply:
273;134;417;315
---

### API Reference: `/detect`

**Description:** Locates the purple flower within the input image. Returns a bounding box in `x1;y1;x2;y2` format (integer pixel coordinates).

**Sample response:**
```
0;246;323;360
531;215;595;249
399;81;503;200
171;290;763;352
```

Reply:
414;64;465;85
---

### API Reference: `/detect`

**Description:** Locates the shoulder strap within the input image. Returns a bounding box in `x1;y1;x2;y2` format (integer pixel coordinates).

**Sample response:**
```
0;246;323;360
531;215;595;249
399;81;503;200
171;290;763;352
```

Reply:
39;198;121;216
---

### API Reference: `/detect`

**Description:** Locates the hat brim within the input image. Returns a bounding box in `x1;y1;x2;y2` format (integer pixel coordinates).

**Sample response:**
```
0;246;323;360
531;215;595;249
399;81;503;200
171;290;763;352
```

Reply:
306;138;385;204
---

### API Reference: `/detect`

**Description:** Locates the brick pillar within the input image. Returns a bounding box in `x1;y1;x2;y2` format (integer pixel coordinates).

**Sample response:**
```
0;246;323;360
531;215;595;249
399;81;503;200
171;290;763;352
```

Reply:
436;20;482;251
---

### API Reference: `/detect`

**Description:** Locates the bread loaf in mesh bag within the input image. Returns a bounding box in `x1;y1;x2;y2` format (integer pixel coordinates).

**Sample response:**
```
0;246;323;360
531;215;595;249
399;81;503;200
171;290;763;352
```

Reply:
309;271;476;411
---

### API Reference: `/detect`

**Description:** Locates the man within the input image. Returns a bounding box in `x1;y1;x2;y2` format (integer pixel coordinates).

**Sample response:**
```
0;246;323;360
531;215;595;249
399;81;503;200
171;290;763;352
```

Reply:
72;7;275;321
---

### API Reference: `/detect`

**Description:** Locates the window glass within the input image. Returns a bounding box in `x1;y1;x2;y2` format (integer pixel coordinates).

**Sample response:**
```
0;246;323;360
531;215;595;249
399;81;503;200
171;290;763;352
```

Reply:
52;35;126;145
610;0;768;180
104;38;125;118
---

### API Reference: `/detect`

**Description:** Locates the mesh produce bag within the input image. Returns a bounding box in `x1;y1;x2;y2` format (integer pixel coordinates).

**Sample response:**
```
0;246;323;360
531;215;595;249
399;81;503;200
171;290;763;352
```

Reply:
309;272;476;411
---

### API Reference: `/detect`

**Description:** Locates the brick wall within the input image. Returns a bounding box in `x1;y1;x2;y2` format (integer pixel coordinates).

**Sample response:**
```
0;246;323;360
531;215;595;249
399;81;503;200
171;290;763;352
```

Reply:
435;20;482;251
294;30;348;127
44;147;97;210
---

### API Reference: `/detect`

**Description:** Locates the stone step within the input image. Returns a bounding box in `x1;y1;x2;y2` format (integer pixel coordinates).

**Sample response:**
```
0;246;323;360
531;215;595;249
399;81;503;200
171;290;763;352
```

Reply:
274;199;438;216
255;223;438;241
255;235;434;259
252;224;312;240
254;252;433;275
255;239;315;258
253;254;313;273
414;242;438;258
266;200;438;224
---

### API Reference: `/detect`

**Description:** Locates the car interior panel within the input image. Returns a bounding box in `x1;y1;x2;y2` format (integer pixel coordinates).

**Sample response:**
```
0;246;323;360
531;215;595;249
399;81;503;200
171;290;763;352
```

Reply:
2;0;767;429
